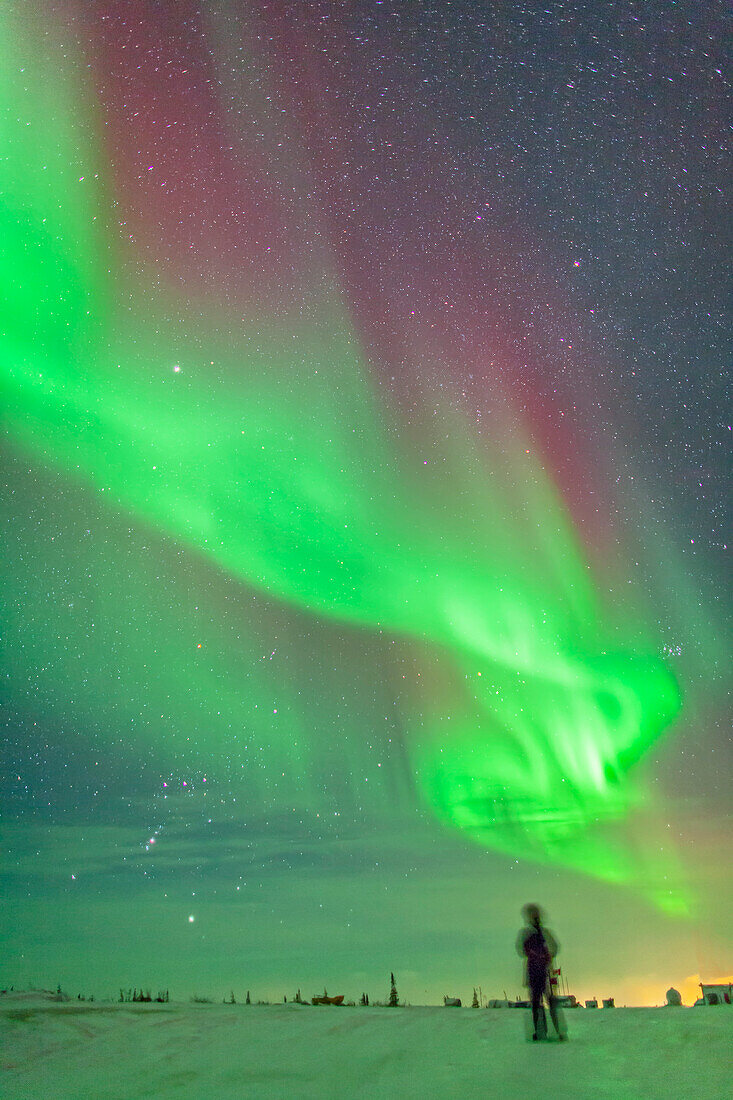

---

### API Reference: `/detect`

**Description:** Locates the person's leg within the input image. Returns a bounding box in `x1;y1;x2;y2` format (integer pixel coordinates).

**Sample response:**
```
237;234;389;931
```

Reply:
547;992;563;1038
530;984;542;1037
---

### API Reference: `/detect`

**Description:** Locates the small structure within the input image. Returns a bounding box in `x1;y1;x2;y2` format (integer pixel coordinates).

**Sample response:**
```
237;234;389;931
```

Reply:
555;994;578;1008
602;998;615;1008
665;988;682;1006
312;989;344;1005
487;999;511;1008
698;983;732;1006
585;999;598;1009
443;996;462;1007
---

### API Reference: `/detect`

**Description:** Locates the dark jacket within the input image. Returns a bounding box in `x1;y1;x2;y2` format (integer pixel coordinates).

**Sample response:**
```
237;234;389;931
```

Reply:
516;924;559;989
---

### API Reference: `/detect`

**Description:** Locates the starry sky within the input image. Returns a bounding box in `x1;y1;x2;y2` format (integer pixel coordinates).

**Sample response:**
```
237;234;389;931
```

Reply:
2;0;730;1007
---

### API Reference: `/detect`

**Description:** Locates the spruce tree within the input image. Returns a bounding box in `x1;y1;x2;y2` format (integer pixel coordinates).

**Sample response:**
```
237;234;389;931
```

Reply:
389;973;399;1007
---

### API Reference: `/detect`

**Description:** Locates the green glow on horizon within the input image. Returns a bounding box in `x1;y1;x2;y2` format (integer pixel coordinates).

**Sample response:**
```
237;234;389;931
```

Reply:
2;8;687;911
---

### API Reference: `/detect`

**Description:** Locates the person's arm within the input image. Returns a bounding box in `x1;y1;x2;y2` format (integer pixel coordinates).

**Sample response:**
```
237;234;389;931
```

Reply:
515;929;528;956
544;929;559;958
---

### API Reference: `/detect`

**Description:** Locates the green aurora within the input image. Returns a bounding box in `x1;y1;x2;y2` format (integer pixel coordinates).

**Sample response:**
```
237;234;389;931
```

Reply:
1;5;687;919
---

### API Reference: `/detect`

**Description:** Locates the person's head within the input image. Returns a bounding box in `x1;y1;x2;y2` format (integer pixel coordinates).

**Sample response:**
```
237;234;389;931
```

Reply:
522;903;543;928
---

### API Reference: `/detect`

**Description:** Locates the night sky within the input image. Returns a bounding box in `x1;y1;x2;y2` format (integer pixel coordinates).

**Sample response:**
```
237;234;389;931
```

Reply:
2;1;730;1007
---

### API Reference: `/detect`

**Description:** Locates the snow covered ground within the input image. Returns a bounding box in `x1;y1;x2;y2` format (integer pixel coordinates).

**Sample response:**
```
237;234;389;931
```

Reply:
1;991;729;1100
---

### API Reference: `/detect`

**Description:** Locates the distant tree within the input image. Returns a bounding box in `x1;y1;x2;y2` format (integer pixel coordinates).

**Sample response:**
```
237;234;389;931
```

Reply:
360;992;369;1006
389;973;399;1007
246;990;251;1005
472;989;479;1009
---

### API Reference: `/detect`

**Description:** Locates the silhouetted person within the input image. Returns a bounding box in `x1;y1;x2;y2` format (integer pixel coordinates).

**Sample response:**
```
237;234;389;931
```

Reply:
516;903;565;1040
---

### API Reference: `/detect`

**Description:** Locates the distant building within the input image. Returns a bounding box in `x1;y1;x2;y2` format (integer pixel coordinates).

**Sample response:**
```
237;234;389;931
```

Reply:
698;983;732;1006
585;999;598;1009
602;998;615;1008
665;988;682;1006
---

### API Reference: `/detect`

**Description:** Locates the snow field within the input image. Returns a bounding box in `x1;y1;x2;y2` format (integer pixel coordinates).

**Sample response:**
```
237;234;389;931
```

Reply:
1;996;730;1100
